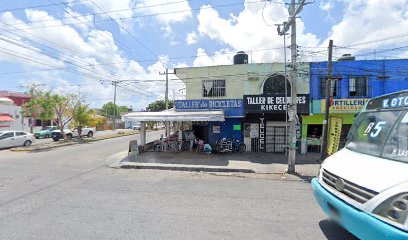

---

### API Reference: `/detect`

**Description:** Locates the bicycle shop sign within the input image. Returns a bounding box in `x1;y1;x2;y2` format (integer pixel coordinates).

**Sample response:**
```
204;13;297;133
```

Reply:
174;99;244;117
244;94;310;114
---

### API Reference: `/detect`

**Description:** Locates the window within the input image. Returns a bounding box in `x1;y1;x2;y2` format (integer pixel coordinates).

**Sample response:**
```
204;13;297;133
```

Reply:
0;132;14;140
320;77;339;98
263;75;291;95
202;80;225;97
16;132;27;136
383;112;408;163
349;76;368;97
346;111;401;157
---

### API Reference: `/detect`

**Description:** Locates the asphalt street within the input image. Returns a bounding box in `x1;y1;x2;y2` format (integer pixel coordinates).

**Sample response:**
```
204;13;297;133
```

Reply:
0;130;357;240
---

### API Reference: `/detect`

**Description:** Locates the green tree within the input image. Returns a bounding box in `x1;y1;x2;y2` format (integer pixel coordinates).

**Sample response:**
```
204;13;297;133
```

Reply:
52;93;80;140
71;103;94;139
101;102;130;117
23;84;55;133
147;100;174;112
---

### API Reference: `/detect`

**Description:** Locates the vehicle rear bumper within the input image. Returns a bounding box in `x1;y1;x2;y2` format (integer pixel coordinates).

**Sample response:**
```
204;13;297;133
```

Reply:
311;178;408;240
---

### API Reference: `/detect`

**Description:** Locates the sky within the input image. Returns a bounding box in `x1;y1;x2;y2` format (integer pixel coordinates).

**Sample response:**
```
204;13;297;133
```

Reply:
0;0;408;111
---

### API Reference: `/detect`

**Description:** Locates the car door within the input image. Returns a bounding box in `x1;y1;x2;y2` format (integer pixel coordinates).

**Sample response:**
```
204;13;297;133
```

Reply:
0;132;15;148
15;132;29;146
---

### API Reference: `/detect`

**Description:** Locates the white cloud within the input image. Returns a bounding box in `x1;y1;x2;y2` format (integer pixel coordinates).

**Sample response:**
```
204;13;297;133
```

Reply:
195;1;320;64
325;0;408;59
0;10;171;109
135;0;192;24
193;48;234;67
186;31;198;45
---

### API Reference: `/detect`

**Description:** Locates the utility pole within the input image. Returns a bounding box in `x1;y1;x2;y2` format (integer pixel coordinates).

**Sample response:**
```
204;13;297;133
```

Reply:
321;39;334;160
287;0;297;174
112;80;119;131
276;0;308;174
160;69;175;137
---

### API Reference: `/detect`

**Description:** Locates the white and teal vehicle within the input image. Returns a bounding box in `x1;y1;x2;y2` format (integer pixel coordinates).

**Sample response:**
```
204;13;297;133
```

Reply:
312;90;408;240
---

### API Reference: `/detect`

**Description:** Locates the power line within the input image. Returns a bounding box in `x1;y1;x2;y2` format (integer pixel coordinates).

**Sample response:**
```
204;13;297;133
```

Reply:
0;0;89;12
0;0;264;31
86;0;159;60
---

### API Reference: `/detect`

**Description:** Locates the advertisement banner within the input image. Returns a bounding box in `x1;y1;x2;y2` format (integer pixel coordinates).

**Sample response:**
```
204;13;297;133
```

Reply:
320;98;369;113
327;116;343;155
174;99;244;117
243;94;309;114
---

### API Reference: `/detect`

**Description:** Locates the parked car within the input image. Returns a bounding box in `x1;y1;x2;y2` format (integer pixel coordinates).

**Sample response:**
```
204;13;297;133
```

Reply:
0;131;35;148
132;123;141;130
34;126;58;139
51;126;96;141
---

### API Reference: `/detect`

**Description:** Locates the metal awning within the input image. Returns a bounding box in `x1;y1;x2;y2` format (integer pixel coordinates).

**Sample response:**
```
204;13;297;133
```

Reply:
122;109;225;122
0;115;13;122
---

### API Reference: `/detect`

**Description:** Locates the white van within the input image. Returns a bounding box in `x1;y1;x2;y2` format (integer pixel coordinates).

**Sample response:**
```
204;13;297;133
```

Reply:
312;90;408;240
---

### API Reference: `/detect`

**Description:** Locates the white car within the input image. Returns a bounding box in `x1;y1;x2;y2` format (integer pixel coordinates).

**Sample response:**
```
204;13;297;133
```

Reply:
51;126;96;141
0;131;36;148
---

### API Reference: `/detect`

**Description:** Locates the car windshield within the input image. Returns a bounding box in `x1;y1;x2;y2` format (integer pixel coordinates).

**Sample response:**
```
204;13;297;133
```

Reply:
346;110;408;163
44;127;54;131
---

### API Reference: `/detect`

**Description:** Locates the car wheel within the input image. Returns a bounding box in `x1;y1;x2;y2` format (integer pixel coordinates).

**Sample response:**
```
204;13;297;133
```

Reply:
35;136;39;139
52;137;59;141
87;131;93;138
66;134;73;140
23;140;32;147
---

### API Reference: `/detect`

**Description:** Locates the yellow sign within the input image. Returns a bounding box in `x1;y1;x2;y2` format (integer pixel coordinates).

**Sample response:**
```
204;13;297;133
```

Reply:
320;99;370;113
327;116;343;155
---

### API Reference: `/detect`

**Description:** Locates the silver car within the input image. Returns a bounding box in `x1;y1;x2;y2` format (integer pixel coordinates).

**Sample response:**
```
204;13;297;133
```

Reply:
0;131;36;149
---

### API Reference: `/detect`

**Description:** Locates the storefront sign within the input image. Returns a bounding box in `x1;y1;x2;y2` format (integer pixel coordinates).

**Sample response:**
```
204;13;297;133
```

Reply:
320;98;369;113
213;125;220;133
366;92;408;110
243;94;309;114
259;118;265;150
174;99;244;117
327;117;343;155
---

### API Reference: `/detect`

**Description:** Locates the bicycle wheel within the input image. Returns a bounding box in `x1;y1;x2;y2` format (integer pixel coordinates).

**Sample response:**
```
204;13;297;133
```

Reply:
238;143;246;153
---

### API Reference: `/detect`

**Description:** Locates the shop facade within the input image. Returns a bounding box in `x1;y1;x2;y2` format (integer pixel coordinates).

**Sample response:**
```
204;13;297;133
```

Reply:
174;59;310;152
243;94;309;153
305;58;408;154
174;99;244;144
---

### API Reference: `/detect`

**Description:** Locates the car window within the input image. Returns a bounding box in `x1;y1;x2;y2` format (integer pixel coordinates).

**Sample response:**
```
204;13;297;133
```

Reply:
383;111;408;163
16;132;27;136
0;132;14;140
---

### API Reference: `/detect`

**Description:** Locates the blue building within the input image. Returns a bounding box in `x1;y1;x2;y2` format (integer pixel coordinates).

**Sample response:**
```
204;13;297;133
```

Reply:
302;58;408;153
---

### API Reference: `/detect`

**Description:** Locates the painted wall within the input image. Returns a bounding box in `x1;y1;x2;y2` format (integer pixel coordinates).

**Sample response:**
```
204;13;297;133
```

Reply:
207;118;243;144
175;62;311;99
310;59;408;101
0;104;30;131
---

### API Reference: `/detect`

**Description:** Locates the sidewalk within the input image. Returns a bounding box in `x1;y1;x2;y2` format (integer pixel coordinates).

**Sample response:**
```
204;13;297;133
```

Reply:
114;151;321;180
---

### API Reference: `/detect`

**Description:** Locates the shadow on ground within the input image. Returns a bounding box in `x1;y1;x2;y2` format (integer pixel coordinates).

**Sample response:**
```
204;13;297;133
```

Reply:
121;151;321;171
319;220;359;240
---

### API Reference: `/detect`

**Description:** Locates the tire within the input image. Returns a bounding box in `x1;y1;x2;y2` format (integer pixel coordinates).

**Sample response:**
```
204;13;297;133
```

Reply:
238;143;246;153
87;131;93;138
66;134;73;140
23;140;32;147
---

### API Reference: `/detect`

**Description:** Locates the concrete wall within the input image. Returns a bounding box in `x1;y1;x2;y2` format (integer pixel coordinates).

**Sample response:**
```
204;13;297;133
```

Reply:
175;62;310;99
310;59;408;100
0;104;30;131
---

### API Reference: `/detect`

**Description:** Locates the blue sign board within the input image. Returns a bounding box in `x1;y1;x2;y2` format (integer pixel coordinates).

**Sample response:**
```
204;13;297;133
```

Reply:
174;99;244;117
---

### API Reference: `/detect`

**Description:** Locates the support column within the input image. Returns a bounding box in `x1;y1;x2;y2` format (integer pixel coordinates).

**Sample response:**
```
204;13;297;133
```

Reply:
140;122;146;146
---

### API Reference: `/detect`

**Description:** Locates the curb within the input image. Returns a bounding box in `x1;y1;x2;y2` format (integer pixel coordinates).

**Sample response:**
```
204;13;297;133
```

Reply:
10;131;142;152
117;162;255;173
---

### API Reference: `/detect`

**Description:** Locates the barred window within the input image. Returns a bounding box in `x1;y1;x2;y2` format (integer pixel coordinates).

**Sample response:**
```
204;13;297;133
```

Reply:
202;80;226;97
349;76;368;97
320;77;339;98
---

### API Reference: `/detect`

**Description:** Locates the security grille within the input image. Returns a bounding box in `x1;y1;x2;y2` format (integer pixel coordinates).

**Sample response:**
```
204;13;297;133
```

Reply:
202;80;226;97
265;124;287;153
349;76;368;97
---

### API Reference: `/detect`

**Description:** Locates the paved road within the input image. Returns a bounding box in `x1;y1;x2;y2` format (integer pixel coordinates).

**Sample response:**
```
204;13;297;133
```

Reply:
31;128;139;146
0;131;357;240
